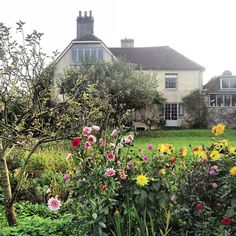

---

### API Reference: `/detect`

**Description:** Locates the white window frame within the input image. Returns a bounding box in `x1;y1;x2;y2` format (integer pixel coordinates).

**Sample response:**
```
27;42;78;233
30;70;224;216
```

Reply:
220;77;236;89
165;73;178;90
209;94;236;107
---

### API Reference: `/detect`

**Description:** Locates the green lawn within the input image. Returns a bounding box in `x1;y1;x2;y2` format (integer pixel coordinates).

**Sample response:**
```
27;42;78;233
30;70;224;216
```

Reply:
133;128;236;151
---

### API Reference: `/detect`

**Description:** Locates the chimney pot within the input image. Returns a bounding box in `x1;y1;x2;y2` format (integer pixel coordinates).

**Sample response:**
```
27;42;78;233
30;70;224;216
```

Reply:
121;38;134;48
84;11;87;17
79;11;82;17
89;10;92;16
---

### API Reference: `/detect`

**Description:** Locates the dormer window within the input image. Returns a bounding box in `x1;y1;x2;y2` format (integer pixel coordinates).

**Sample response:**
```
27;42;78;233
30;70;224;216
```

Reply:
220;77;236;89
71;47;104;65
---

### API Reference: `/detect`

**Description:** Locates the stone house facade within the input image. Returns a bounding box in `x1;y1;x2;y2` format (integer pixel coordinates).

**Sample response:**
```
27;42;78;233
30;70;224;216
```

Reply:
54;11;205;129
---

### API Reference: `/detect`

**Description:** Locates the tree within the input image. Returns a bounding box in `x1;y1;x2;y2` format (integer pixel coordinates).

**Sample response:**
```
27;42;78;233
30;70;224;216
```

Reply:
59;59;163;128
182;90;208;128
0;22;96;225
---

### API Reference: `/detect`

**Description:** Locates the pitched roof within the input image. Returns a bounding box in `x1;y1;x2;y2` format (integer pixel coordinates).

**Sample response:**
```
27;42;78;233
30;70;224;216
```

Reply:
109;46;204;70
72;34;102;42
204;75;236;94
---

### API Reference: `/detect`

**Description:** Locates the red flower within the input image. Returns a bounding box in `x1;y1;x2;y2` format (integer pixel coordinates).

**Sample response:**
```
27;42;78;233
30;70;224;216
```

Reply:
100;184;108;190
171;157;177;163
71;138;81;148
195;204;204;211
221;217;231;225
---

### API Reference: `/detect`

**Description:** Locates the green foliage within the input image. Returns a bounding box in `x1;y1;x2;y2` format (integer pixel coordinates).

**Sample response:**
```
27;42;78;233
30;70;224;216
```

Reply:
183;89;208;128
59;60;163;128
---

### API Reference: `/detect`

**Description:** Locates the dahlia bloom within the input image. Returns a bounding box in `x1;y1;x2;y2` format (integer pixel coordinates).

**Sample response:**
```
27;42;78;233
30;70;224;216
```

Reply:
230;166;236;176
82;126;92;136
48;197;61;211
91;125;100;132
63;174;70;181
111;129;118;137
71;138;81;148
136;174;149;187
105;168;116;177
211;123;225;136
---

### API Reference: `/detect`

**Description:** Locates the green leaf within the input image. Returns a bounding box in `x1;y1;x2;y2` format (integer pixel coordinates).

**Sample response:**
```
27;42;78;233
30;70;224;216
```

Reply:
231;199;236;207
98;222;106;228
226;207;234;217
92;213;97;220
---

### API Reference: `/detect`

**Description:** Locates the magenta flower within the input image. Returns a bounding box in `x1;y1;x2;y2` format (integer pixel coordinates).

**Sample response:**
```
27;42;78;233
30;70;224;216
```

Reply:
126;162;134;169
147;144;153;150
137;147;142;152
105;168;116;177
143;155;148;161
63;174;70;181
47;197;61;211
85;141;92;150
88;135;96;143
209;170;216;176
202;157;208;163
106;152;115;161
82;127;92;136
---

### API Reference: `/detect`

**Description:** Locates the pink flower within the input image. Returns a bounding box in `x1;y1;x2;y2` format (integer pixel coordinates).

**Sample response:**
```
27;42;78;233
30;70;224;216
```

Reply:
88;135;96;143
209;170;216;176
92;125;100;132
85;141;92;150
105;168;116;177
106;152;115;161
126;162;134;169
124;138;131;144
82;127;92;136
202;157;208;163
211;165;218;170
48;197;61;211
143;155;148;161
63;174;70;181
99;138;106;147
65;153;72;161
137;147;142;152
100;184;108;190
147;144;153;150
71;138;81;148
212;182;218;188
119;172;127;180
111;129;118;137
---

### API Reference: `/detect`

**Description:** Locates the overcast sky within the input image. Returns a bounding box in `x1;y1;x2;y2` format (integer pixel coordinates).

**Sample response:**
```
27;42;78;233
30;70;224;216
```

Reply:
1;0;236;84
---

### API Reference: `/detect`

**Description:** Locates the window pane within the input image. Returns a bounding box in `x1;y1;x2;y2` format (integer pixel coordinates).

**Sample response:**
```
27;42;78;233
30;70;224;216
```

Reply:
71;48;77;64
232;94;236;106
209;95;216;106
217;95;223;106
224;95;231;106
84;49;90;59
230;79;236;88
91;48;97;59
178;103;184;116
222;78;230;88
78;49;84;63
97;49;104;60
165;74;177;89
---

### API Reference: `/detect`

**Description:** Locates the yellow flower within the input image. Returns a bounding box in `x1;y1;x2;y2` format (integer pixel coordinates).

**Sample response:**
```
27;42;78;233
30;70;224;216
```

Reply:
230;166;236;176
211;123;225;136
214;139;229;150
158;143;174;154
210;150;220;161
136;174;149;187
193;147;206;158
229;146;236;155
160;169;166;175
180;147;187;157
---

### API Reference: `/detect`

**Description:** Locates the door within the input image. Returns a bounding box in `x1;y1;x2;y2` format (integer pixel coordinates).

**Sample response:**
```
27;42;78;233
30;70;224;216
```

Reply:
165;103;178;126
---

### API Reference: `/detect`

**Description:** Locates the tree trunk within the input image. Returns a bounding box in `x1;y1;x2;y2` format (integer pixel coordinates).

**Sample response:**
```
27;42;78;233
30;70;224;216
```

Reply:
0;148;17;226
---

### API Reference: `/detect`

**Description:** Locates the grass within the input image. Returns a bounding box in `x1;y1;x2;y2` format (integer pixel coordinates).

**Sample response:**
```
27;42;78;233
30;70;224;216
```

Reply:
133;129;236;152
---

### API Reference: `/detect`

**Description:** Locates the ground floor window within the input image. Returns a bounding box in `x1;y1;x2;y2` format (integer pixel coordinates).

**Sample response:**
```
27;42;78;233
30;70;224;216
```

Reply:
209;94;236;107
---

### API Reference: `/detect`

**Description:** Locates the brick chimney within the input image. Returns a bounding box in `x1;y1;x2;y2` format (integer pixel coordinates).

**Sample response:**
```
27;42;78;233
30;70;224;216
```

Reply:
76;10;94;39
121;38;134;48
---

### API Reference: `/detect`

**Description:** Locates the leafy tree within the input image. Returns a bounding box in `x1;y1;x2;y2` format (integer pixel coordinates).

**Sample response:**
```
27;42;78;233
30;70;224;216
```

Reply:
182;90;208;128
59;59;163;128
0;21;97;226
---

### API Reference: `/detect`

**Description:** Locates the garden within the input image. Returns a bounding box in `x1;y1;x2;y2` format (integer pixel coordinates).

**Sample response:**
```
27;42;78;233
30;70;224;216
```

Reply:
1;125;236;235
1;21;236;235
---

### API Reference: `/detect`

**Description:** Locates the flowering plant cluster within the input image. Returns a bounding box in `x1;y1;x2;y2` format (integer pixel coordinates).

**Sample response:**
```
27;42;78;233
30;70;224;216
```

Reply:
47;123;236;235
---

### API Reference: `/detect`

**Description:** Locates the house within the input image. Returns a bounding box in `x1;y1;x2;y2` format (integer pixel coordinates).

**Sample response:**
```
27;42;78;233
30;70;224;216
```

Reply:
54;11;205;129
203;70;236;127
